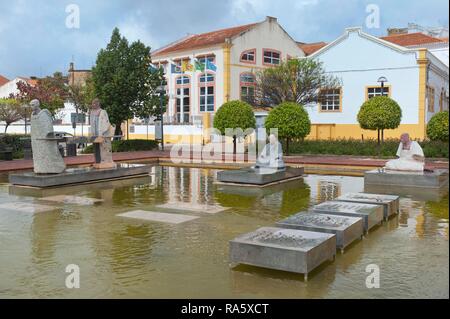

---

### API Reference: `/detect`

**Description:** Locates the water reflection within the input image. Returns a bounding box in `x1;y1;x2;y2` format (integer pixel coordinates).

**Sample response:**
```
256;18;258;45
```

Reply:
0;165;448;298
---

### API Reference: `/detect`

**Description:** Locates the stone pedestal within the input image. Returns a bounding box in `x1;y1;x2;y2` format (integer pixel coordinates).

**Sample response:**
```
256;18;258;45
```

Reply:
276;211;363;252
313;201;384;233
217;167;304;186
335;192;399;220
364;169;449;189
229;227;336;279
9;163;151;188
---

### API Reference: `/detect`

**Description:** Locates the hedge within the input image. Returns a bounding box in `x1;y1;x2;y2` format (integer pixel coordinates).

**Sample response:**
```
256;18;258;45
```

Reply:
82;139;158;154
285;138;448;158
0;134;30;159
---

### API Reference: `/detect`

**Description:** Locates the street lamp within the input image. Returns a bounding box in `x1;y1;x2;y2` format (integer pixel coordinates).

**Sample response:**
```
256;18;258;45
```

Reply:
377;76;388;96
156;85;165;151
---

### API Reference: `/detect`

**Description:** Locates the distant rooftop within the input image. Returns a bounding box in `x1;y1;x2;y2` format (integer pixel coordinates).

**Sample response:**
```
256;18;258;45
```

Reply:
0;75;9;87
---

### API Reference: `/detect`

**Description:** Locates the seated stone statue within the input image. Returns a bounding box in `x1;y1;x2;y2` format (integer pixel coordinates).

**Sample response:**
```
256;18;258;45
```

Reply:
89;98;116;169
385;133;425;172
254;134;285;171
30;99;66;174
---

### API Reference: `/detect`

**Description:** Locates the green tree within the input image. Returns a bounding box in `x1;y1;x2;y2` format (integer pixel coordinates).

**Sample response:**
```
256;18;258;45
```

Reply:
426;111;449;142
255;58;340;107
92;28;165;136
264;102;311;155
213;100;256;153
357;96;402;144
0;98;24;133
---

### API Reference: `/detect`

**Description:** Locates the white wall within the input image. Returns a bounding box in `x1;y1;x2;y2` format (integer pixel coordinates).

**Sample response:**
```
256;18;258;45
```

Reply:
308;29;421;125
0;78;25;98
229;19;304;101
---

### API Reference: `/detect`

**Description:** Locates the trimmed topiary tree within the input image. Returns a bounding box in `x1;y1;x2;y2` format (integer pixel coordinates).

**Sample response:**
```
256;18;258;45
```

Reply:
213;100;256;153
427;111;449;142
357;96;402;144
264;102;311;155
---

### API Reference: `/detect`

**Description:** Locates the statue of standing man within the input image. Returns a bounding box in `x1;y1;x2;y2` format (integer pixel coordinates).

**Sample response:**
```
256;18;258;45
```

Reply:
30;99;66;174
89;98;116;169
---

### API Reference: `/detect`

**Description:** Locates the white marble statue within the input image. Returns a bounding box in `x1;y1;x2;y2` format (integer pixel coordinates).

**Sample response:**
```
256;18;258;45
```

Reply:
255;134;285;171
30;99;66;174
385;133;425;172
89;98;116;169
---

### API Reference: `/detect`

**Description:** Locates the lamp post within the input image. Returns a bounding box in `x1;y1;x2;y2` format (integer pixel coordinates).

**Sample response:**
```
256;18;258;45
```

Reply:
156;85;165;151
377;76;388;96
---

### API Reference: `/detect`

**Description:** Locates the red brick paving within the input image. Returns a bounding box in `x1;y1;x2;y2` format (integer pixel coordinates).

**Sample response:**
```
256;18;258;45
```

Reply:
0;150;448;172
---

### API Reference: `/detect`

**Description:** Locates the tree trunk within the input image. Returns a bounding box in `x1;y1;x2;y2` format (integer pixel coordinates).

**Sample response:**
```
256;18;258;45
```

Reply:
377;129;380;145
233;135;237;154
4;123;9;133
381;129;384;144
285;138;290;156
114;124;122;140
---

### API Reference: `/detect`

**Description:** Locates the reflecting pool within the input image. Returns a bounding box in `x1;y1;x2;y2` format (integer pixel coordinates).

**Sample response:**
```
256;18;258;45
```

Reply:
0;166;448;298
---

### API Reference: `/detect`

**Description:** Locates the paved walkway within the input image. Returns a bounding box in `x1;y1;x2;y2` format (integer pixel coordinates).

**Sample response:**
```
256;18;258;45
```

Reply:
0;150;447;172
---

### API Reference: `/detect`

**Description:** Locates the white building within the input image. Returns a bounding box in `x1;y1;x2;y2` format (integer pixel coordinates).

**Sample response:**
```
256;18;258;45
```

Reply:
301;27;449;140
0;77;38;98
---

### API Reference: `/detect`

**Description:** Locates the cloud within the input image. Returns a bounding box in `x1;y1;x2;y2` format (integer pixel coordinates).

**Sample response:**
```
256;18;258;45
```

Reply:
0;0;448;79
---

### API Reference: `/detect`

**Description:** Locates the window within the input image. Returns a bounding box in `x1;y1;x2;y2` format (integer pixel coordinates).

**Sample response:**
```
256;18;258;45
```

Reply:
240;73;256;105
175;75;190;123
263;49;281;65
439;88;444;112
176;76;190;85
199;73;214;112
197;55;215;65
240;49;256;64
367;86;390;99
427;86;435;112
319;88;341;112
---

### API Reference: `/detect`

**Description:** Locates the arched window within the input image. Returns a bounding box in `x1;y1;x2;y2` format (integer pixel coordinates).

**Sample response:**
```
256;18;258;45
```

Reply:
263;49;281;65
199;72;215;112
240;49;256;64
240;73;256;105
175;75;191;123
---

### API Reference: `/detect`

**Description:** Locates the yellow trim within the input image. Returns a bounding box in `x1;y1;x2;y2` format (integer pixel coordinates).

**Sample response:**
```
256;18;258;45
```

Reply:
365;85;392;101
417;48;428;139
223;43;231;102
318;87;343;113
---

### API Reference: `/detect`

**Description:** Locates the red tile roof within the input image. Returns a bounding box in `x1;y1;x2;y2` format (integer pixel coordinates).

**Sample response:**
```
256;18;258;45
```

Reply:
297;41;328;56
0;75;9;87
153;23;258;56
380;32;445;47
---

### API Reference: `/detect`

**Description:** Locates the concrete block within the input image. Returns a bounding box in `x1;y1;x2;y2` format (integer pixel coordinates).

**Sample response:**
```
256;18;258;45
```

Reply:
335;192;399;220
117;210;199;224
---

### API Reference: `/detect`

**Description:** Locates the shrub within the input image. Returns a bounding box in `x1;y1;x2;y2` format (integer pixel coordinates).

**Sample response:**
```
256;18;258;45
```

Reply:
357;96;402;143
286;138;448;158
264;102;311;154
82;139;158;154
0;134;30;159
426;111;448;142
213;100;256;153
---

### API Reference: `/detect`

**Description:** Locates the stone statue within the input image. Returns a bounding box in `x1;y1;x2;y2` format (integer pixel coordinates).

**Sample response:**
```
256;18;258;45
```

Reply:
30;99;66;174
385;133;425;172
89;98;116;169
255;134;285;171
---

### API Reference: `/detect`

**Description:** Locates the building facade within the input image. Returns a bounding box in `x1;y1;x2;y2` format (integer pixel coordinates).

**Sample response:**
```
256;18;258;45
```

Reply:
303;27;449;140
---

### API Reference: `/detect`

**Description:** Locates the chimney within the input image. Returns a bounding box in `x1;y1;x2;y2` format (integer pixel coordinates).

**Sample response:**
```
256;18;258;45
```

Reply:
266;16;277;23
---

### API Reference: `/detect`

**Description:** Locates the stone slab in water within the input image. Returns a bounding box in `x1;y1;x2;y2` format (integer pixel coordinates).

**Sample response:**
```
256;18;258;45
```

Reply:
335;192;399;220
364;169;449;189
229;226;336;276
9;163;152;188
117;210;199;224
217;167;304;186
313;201;384;233
0;202;57;213
156;202;227;214
39;195;103;206
276;211;363;251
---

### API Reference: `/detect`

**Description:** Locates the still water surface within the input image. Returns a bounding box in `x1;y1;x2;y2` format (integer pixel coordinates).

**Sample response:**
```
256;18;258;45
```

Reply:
0;166;448;298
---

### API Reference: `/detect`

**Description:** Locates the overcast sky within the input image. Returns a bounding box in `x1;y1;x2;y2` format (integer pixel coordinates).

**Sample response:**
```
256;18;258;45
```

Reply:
0;0;448;79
